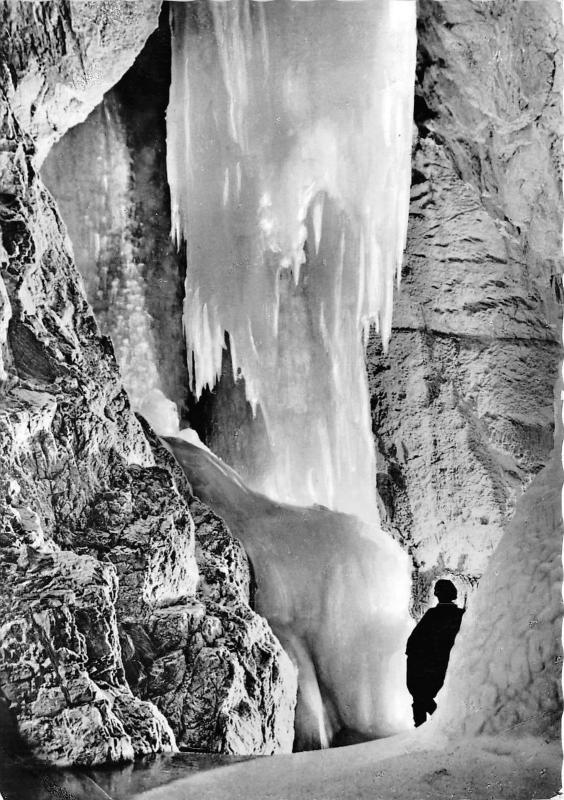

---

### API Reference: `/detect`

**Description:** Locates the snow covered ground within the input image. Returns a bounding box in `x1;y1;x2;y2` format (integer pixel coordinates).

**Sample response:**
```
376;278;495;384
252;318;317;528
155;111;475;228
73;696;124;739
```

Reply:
130;731;561;800
0;729;559;800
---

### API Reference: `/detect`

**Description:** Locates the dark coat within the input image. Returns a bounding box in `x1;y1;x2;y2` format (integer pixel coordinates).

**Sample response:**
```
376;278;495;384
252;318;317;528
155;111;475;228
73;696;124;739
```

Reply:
406;602;464;699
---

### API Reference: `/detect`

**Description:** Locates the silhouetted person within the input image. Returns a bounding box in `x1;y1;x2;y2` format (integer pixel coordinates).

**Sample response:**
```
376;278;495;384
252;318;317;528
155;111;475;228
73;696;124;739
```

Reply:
406;579;465;727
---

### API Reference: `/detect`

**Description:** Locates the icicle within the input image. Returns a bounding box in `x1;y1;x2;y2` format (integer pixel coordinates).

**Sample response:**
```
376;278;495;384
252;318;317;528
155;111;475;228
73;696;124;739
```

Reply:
312;195;324;256
167;0;416;520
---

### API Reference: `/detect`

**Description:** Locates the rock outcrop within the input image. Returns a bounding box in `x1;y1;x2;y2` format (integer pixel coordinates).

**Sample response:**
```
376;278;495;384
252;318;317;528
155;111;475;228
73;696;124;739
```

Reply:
0;2;296;767
368;0;562;610
0;550;174;765
123;435;297;755
0;135;181;763
1;0;162;163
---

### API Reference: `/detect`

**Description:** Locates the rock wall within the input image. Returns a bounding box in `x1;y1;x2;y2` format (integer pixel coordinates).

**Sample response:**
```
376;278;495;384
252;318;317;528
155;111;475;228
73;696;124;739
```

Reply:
0;1;296;767
368;0;563;611
0;0;161;163
0;80;177;765
129;431;297;755
0;550;175;765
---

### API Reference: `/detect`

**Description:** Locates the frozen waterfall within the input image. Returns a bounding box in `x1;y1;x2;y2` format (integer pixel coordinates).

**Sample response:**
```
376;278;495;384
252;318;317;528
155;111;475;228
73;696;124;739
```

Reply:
166;436;414;749
167;0;416;519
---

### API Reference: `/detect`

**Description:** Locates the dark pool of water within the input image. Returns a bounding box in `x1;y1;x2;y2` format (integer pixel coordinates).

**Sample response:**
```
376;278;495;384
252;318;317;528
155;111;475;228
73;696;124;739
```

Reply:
88;751;253;799
0;749;252;800
0;697;253;799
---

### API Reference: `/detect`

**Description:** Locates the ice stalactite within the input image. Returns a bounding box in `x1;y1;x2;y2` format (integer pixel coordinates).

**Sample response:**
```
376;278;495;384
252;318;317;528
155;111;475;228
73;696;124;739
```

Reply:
167;0;416;520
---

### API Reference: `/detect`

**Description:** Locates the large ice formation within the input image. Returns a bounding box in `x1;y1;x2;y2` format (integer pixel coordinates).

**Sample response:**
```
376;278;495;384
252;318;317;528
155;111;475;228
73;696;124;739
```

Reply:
167;0;416;519
165;436;413;749
42;96;164;410
433;449;563;740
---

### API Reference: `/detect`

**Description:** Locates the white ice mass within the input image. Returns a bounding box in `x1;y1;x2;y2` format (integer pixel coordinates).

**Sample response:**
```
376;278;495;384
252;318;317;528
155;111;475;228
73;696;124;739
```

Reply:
167;0;416;519
165;437;414;749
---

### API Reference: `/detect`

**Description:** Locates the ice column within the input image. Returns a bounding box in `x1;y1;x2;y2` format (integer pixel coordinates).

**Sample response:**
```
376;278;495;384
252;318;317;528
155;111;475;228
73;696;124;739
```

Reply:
167;0;416;519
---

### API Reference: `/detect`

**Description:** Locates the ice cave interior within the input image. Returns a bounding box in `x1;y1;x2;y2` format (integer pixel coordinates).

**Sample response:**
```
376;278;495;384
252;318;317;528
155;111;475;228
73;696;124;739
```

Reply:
0;0;562;798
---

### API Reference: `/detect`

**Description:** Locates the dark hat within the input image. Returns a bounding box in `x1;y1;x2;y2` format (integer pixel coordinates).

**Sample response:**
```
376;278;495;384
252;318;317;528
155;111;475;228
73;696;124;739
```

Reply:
434;579;457;602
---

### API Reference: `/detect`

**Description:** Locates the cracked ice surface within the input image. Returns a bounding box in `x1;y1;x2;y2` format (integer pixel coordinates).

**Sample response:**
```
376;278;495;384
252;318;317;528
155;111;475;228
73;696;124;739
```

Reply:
167;0;416;519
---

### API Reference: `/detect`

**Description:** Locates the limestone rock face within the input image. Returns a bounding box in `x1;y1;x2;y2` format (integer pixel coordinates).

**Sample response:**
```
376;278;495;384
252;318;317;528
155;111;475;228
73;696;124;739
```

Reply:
146;597;297;754
368;0;562;609
0;15;296;766
0;550;174;766
190;496;252;608
76;462;198;618
133;434;297;755
0;0;162;163
0;92;180;759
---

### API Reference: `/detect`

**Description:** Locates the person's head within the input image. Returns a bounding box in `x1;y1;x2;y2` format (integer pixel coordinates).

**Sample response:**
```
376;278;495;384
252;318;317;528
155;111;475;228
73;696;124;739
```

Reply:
434;579;457;603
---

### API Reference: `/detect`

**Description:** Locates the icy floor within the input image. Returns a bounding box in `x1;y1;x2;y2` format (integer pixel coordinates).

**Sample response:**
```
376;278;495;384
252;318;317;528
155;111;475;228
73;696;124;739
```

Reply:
130;732;561;800
0;752;249;800
0;732;560;799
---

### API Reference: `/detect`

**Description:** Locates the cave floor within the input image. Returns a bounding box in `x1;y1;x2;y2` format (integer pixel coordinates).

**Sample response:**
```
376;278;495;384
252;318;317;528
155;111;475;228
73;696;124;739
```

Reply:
128;733;562;800
0;751;250;800
0;733;560;800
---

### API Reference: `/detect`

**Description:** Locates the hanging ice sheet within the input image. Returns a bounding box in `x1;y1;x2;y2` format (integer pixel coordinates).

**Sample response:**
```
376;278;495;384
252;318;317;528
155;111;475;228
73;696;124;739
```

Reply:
167;0;416;519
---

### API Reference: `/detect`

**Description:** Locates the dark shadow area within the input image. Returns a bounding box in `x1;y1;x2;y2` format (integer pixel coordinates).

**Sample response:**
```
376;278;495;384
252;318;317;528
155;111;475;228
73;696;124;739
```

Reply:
110;6;189;414
187;333;272;487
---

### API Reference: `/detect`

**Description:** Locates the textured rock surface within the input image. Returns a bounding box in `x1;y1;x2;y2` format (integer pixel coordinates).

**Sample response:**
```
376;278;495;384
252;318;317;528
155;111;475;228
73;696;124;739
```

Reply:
0;550;174;766
134;433;297;755
1;0;162;163
435;450;563;740
146;596;297;754
0;12;296;765
0;165;294;761
0;92;178;760
76;461;198;618
368;0;562;610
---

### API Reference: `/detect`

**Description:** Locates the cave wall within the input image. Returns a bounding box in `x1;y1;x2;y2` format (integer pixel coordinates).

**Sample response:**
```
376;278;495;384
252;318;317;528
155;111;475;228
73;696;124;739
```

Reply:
1;0;162;163
0;0;296;767
368;0;563;611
